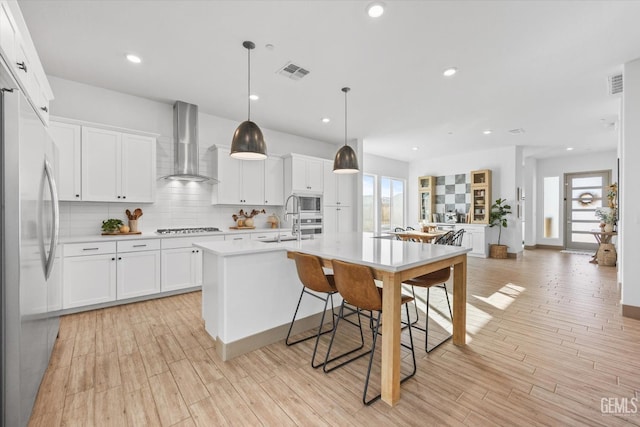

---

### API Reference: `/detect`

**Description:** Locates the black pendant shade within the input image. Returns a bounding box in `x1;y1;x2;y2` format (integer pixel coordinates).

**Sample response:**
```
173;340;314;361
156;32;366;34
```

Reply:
333;87;359;174
231;120;266;160
231;40;267;160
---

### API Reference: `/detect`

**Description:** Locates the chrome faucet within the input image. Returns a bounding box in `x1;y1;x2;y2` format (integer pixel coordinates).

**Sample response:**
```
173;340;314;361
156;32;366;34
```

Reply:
284;194;302;242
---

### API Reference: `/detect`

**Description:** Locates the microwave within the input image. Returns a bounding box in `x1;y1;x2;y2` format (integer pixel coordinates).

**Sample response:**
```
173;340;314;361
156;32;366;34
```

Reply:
296;194;322;213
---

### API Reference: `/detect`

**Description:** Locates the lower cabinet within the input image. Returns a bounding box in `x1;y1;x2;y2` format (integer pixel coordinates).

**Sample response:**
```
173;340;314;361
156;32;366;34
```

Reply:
63;252;117;309
117;250;161;299
160;235;223;291
453;224;488;258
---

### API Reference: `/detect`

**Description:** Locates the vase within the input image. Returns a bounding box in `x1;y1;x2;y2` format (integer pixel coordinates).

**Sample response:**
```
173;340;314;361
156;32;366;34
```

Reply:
128;220;138;233
244;218;254;227
604;223;613;233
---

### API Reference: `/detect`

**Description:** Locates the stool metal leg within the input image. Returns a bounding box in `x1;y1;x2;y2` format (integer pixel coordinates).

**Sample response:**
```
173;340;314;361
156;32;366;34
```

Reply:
323;303;367;373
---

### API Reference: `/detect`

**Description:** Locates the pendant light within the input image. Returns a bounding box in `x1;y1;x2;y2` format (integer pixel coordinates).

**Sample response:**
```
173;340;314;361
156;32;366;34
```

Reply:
230;41;267;160
333;87;359;174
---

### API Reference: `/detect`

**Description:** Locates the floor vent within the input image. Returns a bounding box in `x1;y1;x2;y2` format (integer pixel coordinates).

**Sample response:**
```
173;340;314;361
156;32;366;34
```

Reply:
608;73;623;95
277;62;310;80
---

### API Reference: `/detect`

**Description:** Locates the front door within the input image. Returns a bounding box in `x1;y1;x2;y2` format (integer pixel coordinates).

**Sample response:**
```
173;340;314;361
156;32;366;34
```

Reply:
564;170;611;250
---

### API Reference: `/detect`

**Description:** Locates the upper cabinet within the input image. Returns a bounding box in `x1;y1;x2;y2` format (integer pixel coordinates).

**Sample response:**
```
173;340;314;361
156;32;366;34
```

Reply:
470;169;491;224
211;146;283;206
418;175;435;222
0;1;53;125
50;119;157;203
323;160;354;206
284;154;324;195
49;121;81;201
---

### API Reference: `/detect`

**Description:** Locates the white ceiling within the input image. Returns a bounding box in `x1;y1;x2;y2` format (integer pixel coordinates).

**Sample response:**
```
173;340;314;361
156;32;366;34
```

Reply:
20;1;640;162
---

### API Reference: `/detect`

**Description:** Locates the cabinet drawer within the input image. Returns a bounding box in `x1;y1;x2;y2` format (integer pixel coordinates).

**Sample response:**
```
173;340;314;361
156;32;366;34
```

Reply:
250;231;279;241
161;235;224;249
64;241;116;257
117;239;160;253
225;234;249;241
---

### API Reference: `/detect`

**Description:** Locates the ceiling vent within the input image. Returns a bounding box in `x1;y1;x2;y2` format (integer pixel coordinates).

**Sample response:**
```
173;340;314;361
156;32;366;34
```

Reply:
508;128;525;135
608;73;623;95
277;62;310;80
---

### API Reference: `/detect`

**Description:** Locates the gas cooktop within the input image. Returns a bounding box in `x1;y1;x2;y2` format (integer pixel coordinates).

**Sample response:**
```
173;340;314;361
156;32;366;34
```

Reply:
156;227;221;235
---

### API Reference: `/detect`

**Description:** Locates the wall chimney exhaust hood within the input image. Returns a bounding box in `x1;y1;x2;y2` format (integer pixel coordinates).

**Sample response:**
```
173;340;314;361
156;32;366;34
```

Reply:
164;101;215;182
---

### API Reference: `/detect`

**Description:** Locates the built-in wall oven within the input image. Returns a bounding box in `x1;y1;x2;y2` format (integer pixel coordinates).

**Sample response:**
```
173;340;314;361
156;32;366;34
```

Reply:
294;194;323;235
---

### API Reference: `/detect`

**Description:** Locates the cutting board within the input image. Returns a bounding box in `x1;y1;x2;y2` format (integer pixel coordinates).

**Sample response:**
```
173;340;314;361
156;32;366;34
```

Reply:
101;231;142;235
229;226;255;230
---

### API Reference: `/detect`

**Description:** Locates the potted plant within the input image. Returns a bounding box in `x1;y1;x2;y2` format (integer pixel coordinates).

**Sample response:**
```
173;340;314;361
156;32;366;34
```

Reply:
101;218;123;234
489;198;512;259
595;207;617;232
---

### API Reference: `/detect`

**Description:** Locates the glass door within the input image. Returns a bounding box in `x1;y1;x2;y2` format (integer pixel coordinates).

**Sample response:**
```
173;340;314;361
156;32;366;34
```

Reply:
564;171;610;250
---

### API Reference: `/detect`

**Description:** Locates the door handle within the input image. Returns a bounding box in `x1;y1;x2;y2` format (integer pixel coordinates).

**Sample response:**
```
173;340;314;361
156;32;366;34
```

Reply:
43;159;60;280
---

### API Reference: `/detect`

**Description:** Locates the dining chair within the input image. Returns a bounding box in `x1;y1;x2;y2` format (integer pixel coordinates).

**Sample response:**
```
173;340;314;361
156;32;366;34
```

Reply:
286;252;340;368
325;259;416;405
404;229;464;352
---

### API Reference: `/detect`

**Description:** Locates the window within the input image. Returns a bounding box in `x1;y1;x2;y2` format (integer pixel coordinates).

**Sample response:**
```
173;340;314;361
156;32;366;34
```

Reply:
382;177;404;231
363;174;375;232
543;176;559;238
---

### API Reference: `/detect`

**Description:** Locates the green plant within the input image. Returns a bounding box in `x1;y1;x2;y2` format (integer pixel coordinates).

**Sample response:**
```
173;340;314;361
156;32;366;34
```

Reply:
595;207;617;225
489;198;512;246
101;218;123;233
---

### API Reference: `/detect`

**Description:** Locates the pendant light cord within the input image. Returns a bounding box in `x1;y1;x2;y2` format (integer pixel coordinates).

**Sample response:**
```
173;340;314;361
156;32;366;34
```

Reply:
342;87;350;147
247;46;251;121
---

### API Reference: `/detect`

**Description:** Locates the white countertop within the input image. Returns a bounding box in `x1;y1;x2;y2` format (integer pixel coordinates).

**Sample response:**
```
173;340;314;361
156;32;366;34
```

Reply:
60;227;291;244
194;232;470;272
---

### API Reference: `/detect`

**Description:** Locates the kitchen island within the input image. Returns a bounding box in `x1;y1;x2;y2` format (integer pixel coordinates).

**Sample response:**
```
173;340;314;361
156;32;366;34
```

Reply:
195;232;470;406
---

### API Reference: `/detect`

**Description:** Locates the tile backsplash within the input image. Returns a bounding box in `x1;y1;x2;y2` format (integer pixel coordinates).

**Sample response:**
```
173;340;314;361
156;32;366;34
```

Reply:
434;173;471;215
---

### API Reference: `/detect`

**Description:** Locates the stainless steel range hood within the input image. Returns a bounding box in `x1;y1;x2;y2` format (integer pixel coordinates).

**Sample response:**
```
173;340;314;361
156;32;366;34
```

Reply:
164;101;215;182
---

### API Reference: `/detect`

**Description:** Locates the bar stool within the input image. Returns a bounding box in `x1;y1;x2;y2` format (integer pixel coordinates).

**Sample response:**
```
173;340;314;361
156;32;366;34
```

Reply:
326;259;416;405
286;252;340;368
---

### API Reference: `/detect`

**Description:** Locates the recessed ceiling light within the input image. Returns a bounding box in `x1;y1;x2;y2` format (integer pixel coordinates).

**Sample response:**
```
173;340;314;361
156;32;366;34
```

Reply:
126;54;141;64
412;146;419;151
321;117;330;123
443;67;458;77
367;2;385;18
483;129;492;135
249;94;259;101
567;147;574;151
265;43;275;50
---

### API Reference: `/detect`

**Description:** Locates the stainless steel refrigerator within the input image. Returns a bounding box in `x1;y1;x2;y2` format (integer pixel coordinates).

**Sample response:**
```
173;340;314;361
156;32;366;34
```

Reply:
1;60;61;426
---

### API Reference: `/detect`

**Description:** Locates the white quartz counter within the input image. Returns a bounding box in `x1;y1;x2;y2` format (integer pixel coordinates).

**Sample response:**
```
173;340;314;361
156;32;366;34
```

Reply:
195;232;470;272
60;227;292;244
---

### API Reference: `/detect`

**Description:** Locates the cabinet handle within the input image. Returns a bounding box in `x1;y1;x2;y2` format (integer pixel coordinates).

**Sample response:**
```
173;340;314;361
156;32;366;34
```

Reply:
118;257;122;260
265;200;268;204
83;247;99;251
233;237;242;240
75;194;80;198
16;61;27;73
122;196;126;199
117;196;121;199
132;244;147;247
196;250;199;253
192;250;195;253
41;106;48;113
111;257;115;261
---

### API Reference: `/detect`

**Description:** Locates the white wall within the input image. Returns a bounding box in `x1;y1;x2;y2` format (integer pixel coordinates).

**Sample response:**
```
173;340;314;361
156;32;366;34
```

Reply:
621;58;640;312
363;153;410;180
533;150;617;247
48;76;339;237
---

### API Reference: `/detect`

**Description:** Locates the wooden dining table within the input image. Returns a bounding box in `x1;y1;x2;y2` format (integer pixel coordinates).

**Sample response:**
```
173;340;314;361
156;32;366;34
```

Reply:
388;229;449;243
285;232;469;406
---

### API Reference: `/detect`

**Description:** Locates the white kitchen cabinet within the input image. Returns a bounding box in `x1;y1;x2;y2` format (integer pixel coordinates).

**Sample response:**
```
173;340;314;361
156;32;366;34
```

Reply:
160;235;222;291
324;206;354;234
0;2;17;70
49;121;81;201
117;239;161;299
285;154;324;194
452;224;488;258
212;146;265;205
82;126;156;203
323;160;355;206
264;156;284;205
63;252;117;309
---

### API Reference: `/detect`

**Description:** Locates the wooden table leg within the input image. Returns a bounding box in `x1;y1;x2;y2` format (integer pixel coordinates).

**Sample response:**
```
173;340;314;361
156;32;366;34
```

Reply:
381;272;402;406
452;255;467;346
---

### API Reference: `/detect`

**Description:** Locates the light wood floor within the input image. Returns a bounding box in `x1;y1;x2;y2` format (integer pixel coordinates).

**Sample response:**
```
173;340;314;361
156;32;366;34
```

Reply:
29;249;640;426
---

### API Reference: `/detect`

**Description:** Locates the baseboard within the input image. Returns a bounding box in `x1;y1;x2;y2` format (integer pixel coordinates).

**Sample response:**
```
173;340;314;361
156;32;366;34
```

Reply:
524;244;563;250
622;304;640;320
214;309;332;361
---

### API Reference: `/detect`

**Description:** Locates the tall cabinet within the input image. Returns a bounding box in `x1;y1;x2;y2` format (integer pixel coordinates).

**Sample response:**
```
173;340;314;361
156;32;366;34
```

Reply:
470;169;491;224
418;176;435;223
